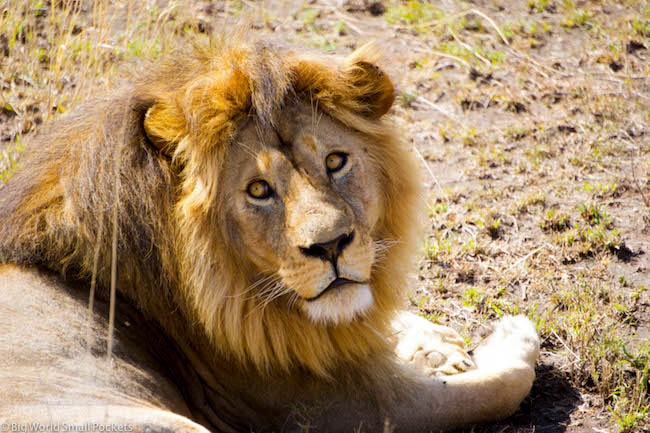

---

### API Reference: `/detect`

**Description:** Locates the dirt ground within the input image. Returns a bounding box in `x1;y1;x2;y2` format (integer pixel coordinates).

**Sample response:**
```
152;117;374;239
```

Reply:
1;0;649;432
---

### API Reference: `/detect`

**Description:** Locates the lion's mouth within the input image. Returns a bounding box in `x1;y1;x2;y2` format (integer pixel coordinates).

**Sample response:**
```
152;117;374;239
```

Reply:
306;277;364;302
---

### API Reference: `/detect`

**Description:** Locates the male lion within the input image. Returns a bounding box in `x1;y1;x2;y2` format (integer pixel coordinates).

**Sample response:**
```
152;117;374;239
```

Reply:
0;36;539;432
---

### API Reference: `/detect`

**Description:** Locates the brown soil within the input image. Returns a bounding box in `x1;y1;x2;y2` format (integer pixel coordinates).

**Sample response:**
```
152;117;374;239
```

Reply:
1;0;648;432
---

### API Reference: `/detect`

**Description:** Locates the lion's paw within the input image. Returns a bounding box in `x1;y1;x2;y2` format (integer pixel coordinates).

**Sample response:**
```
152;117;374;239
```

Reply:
473;315;540;370
392;311;475;376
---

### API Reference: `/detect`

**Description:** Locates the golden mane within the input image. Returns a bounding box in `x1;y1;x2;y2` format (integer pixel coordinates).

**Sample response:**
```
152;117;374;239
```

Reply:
0;35;422;377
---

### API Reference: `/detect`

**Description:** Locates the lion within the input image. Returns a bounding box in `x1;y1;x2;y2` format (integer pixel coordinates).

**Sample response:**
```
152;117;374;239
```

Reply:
0;35;539;433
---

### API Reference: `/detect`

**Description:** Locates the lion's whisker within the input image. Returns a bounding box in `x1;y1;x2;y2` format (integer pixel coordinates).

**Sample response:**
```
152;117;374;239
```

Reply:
227;273;279;299
260;283;291;307
373;238;400;265
256;277;285;298
241;277;284;304
287;292;300;310
235;140;258;159
245;282;291;318
359;320;391;345
254;118;267;150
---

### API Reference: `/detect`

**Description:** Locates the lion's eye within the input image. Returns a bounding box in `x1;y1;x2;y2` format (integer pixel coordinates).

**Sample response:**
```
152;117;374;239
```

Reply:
325;152;347;173
247;180;272;199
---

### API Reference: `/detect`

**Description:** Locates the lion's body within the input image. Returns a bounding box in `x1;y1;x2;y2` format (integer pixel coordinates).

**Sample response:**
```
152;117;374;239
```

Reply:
0;36;539;432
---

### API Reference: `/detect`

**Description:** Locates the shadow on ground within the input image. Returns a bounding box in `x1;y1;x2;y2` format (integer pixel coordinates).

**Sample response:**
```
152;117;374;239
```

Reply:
466;363;584;433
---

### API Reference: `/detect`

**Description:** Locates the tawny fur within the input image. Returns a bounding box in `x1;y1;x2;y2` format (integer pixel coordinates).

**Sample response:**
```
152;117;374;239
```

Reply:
0;35;420;377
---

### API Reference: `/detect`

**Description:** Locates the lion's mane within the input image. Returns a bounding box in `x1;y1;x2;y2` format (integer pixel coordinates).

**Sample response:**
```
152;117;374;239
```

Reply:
0;35;421;377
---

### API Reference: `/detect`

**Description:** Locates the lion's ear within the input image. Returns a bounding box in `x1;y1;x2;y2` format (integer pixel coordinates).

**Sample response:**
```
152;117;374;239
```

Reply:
144;102;186;156
344;46;395;119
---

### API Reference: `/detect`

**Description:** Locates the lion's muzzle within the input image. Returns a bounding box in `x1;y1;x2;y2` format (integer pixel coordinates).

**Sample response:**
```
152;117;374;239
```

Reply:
299;231;354;266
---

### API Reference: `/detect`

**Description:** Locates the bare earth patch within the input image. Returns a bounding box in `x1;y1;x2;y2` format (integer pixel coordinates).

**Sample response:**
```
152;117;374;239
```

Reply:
1;0;648;432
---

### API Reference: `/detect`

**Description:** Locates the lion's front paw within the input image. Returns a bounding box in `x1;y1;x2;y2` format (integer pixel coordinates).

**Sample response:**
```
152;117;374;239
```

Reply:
392;311;475;376
473;315;540;370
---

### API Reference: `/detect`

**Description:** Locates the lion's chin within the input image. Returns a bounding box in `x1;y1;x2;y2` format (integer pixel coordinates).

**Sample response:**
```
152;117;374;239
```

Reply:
299;283;373;325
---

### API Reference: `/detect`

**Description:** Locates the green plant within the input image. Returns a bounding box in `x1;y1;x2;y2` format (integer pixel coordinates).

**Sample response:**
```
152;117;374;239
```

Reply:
562;8;593;29
0;135;25;183
385;1;443;26
540;210;572;232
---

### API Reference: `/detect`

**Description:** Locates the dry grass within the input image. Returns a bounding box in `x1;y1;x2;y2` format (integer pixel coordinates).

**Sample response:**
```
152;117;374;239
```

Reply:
1;0;649;432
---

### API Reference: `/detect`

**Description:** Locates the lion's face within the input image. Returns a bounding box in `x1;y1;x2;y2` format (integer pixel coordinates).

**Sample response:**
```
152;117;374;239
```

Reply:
141;43;420;371
221;101;384;325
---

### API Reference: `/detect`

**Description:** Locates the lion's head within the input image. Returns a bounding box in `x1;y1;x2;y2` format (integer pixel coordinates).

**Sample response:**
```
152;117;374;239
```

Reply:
0;36;421;378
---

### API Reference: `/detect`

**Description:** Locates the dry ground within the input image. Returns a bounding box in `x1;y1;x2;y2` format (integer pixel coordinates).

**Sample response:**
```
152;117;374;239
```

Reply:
1;0;648;432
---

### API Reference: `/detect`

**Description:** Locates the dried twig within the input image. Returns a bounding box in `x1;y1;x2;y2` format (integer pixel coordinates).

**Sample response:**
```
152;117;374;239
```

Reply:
430;50;471;68
631;153;650;211
415;96;458;121
413;146;445;196
447;26;491;66
551;329;582;363
507;244;547;273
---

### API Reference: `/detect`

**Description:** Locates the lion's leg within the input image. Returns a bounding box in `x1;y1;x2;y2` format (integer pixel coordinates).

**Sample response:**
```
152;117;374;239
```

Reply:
433;315;539;428
392;311;475;376
390;314;540;432
275;314;539;433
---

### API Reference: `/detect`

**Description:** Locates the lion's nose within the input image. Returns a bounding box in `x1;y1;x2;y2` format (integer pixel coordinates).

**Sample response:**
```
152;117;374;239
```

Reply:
300;232;354;264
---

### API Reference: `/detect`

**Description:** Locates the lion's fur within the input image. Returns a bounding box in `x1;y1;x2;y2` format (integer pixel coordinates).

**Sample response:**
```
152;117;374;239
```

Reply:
0;34;421;378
